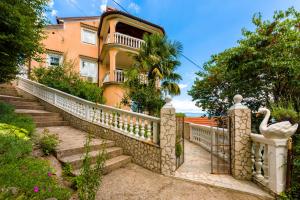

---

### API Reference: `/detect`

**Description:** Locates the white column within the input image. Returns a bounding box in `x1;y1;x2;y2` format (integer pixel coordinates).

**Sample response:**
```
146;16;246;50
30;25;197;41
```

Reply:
267;139;288;194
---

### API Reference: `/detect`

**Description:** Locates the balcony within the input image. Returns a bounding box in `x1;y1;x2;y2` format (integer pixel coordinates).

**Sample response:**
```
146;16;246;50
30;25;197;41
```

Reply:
106;32;145;49
103;69;125;84
103;70;160;89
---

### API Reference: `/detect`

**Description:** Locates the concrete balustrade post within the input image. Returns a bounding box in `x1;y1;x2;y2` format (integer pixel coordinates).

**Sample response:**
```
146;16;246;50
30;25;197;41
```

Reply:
160;95;177;176
228;94;252;180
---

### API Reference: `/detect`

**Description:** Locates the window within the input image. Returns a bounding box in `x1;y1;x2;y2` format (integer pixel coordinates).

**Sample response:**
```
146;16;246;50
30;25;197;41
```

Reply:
47;53;62;67
80;59;98;83
81;28;96;45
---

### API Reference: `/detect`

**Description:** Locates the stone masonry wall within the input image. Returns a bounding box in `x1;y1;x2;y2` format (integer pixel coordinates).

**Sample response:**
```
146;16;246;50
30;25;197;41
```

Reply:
18;89;162;173
228;97;252;180
160;100;176;176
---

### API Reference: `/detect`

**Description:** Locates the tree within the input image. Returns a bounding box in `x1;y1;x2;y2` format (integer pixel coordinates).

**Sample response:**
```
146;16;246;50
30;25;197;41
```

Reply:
133;33;183;95
0;0;48;83
189;7;300;116
122;34;182;115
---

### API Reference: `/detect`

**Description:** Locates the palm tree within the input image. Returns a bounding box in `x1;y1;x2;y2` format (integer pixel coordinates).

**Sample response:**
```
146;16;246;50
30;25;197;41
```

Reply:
133;33;183;95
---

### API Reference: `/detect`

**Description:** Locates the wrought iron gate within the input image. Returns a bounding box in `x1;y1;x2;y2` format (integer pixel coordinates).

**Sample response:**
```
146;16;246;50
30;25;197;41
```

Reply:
211;116;232;174
176;115;184;169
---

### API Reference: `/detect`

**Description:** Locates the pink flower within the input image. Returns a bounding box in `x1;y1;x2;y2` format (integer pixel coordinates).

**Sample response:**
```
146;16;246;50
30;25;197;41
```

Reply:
33;186;39;193
47;172;52;177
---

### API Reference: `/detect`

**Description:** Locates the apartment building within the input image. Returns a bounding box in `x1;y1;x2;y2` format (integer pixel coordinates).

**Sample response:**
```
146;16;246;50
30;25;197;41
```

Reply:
31;8;164;107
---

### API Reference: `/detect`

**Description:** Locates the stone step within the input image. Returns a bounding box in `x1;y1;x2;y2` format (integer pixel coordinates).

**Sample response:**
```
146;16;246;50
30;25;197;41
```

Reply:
73;155;131;176
13;105;44;110
35;120;69;127
31;115;63;122
0;95;36;102
56;140;116;158
0;91;18;97
15;109;61;117
4;100;41;107
59;147;123;170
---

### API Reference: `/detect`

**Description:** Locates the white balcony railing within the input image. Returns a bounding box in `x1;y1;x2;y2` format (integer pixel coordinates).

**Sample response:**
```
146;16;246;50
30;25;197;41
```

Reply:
106;32;145;49
103;70;125;84
17;77;160;144
189;123;230;159
251;133;288;194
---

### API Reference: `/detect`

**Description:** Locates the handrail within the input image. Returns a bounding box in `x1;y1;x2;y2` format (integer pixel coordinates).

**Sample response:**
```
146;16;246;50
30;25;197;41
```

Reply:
17;77;160;144
18;77;160;121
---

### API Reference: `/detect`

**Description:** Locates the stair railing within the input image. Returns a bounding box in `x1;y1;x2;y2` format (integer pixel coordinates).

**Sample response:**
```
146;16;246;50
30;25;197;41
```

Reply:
17;77;160;145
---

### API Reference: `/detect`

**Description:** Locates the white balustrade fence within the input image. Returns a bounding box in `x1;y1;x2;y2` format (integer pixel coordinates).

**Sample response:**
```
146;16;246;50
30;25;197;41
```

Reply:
189;123;230;159
103;70;125;83
251;133;288;194
106;32;145;49
18;77;160;144
114;70;124;83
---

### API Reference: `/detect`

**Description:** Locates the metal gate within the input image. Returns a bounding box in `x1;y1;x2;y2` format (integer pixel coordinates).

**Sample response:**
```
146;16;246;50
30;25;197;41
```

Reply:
176;115;184;169
211;116;232;174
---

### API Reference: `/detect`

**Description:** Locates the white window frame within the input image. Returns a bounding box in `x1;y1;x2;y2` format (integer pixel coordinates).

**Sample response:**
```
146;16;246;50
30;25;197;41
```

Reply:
81;28;97;45
47;53;63;67
80;58;98;83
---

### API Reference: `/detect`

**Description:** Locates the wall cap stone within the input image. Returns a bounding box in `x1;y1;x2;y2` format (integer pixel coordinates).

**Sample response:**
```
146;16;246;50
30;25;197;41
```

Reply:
229;94;249;110
162;95;174;109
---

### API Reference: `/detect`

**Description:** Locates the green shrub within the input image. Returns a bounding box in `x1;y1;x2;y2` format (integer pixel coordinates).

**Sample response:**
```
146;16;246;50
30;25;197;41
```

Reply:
32;59;105;104
176;113;186;117
0;101;14;115
0;102;35;135
0;123;30;140
271;101;299;123
0;133;32;165
62;163;73;177
39;129;59;156
175;142;183;158
0;125;71;199
76;135;106;200
0;157;71;200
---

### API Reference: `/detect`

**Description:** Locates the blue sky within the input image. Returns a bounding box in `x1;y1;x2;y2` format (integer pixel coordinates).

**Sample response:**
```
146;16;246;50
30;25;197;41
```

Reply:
46;0;300;113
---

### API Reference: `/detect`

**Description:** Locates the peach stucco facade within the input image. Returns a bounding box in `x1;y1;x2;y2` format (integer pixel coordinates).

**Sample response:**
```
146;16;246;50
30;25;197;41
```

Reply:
31;8;164;108
31;16;99;75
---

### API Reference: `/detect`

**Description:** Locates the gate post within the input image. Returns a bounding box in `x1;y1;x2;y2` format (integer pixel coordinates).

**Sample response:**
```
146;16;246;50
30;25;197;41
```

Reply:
228;94;252;180
160;95;176;176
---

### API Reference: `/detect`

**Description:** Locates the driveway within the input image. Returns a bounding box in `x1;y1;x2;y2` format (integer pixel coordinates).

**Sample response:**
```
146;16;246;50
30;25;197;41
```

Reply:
97;163;263;200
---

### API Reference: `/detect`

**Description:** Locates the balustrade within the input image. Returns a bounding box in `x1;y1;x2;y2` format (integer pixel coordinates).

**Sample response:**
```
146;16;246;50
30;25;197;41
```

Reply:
17;77;160;145
251;133;288;194
189;123;229;158
106;32;145;49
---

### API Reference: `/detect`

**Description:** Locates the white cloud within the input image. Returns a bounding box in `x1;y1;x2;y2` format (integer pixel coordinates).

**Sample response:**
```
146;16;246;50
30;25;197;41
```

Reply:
48;0;54;8
66;0;78;6
171;99;203;113
128;2;140;13
100;0;108;13
51;9;57;16
178;83;188;89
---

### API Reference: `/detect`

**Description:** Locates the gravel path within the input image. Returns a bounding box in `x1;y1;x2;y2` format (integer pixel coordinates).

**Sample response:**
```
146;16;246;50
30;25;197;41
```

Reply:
97;163;264;200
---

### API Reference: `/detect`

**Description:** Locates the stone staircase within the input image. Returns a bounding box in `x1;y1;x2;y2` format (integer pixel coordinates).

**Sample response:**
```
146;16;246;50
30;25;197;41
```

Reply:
0;94;69;127
0;84;131;175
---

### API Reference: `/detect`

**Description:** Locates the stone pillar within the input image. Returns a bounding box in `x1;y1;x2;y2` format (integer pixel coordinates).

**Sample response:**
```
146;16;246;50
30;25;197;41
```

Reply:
109;49;118;82
228;94;252;180
160;95;176;176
